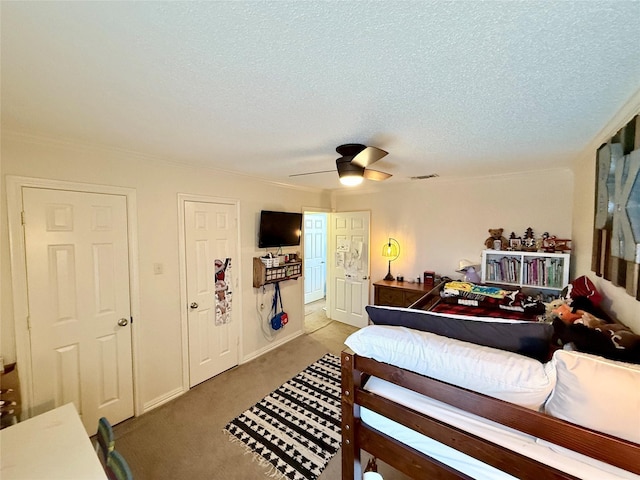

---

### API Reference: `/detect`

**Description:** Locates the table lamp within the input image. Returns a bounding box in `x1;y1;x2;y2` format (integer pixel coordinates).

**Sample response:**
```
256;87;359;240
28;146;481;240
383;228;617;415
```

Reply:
382;238;400;281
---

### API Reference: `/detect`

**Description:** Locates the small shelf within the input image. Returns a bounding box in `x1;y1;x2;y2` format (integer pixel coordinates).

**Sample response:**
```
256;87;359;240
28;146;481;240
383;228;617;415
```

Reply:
253;257;303;288
481;249;570;291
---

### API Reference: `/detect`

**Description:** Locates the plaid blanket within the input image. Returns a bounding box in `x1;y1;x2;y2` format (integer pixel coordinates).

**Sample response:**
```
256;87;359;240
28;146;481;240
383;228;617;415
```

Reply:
431;302;540;320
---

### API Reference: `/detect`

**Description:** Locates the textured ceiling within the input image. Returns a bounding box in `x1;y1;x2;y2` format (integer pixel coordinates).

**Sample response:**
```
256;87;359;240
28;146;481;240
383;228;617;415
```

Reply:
2;1;640;190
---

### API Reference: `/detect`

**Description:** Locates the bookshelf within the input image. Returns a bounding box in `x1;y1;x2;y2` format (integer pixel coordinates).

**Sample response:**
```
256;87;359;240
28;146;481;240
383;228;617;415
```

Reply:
481;250;570;291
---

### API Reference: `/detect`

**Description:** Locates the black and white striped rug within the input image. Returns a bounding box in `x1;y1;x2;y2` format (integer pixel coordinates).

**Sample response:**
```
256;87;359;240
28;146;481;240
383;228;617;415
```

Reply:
224;353;342;480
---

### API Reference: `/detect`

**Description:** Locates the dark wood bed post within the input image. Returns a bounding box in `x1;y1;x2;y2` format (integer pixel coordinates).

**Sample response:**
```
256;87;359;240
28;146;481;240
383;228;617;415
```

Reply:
341;350;362;480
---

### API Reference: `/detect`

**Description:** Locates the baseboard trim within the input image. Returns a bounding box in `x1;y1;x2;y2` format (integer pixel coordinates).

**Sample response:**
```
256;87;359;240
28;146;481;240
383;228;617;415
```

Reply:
142;387;185;413
241;330;304;364
140;329;304;413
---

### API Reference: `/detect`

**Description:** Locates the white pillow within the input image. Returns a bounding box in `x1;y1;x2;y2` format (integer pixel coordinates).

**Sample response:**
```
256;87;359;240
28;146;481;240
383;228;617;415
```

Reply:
544;349;640;443
344;325;556;410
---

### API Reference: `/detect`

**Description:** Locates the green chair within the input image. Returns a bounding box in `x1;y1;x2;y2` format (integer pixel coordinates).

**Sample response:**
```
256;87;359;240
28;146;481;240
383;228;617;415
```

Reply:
106;449;134;480
95;417;115;466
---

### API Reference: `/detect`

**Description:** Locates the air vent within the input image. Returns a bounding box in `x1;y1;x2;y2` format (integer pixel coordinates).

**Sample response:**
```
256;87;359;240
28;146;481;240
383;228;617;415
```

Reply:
410;174;439;180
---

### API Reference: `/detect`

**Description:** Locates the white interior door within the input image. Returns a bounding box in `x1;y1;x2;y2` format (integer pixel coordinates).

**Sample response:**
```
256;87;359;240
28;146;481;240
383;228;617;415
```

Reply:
328;211;370;328
23;187;134;431
185;200;239;387
304;213;327;304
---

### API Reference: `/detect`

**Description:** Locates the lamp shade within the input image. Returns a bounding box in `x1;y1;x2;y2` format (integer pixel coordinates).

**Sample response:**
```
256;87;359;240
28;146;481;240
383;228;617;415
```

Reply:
382;238;400;281
382;238;400;259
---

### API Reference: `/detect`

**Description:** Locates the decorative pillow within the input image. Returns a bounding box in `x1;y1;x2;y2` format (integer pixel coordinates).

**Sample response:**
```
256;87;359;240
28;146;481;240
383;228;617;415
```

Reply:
545;349;640;443
561;275;603;307
366;305;554;361
345;325;556;410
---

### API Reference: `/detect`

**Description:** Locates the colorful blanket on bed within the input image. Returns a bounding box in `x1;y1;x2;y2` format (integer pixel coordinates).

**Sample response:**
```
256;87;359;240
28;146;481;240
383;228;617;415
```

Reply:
440;281;545;316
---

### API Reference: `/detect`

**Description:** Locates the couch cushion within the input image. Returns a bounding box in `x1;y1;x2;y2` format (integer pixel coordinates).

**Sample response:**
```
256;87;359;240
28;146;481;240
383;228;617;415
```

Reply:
366;305;554;361
345;325;556;410
545;349;640;443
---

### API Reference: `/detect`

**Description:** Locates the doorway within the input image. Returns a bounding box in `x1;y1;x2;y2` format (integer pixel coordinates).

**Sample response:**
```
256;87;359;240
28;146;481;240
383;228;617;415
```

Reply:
178;194;242;390
7;176;140;433
303;210;372;331
327;211;371;328
303;212;330;333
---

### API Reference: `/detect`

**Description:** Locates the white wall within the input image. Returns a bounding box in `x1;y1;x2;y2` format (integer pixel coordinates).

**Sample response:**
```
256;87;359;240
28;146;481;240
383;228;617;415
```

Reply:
0;132;330;410
333;169;574;292
570;92;640;332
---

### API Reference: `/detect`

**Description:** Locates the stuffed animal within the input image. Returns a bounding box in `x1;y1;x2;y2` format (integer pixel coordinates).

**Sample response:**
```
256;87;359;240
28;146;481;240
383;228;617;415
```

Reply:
550;301;609;328
544;298;566;318
553;317;640;362
548;277;640;363
552;303;582;324
550;300;640;360
597;327;640;350
484;228;508;250
541;236;572;253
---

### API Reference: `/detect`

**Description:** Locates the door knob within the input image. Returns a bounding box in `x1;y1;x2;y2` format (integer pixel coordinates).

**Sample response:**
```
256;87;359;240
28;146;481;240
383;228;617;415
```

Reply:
117;318;129;327
190;302;199;309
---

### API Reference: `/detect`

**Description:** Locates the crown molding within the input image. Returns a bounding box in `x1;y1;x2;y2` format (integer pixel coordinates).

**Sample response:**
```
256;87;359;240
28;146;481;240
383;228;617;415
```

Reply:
2;129;327;194
575;87;640;164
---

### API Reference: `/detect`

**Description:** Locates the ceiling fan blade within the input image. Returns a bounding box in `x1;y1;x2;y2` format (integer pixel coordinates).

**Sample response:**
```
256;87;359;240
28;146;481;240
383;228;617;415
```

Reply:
363;169;392;181
351;146;388;168
289;170;335;177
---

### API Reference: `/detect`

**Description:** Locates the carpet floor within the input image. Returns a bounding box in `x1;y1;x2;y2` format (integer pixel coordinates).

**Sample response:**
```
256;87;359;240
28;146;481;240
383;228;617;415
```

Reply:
111;319;411;480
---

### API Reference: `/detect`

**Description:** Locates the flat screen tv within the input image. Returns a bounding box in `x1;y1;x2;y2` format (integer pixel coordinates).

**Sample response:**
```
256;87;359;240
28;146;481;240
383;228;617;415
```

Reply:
258;210;303;248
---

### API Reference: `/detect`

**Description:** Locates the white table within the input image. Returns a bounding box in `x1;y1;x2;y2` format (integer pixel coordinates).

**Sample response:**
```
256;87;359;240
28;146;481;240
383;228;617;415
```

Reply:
0;403;108;479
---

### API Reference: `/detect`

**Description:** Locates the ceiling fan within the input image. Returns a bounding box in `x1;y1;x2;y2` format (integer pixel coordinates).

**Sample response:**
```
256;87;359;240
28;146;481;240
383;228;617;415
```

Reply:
290;143;392;186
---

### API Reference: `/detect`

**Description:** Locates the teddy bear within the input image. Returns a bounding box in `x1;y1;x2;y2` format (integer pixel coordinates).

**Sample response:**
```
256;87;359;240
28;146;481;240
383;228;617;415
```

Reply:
484;228;508;250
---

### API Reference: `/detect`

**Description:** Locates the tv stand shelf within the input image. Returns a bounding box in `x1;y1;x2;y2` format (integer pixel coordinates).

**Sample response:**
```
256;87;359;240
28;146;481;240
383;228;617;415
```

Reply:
253;257;303;288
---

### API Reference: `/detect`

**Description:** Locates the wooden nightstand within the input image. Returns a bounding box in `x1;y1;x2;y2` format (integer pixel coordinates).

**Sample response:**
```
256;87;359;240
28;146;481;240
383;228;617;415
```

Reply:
373;280;436;308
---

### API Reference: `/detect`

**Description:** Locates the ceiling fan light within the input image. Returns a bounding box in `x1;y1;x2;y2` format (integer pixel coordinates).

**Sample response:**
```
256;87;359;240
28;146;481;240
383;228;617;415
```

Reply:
336;156;364;186
340;174;363;186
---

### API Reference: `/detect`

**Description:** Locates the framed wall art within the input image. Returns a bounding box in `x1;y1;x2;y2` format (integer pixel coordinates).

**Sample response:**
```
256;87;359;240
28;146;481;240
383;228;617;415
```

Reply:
592;114;640;301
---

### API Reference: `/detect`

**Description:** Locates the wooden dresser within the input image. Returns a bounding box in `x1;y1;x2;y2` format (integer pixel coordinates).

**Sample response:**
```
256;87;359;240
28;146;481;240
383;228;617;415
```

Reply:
373;279;436;307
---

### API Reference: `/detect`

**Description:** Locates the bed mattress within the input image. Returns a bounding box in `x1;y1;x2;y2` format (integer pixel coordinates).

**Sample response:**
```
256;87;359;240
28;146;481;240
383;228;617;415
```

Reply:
361;377;639;480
